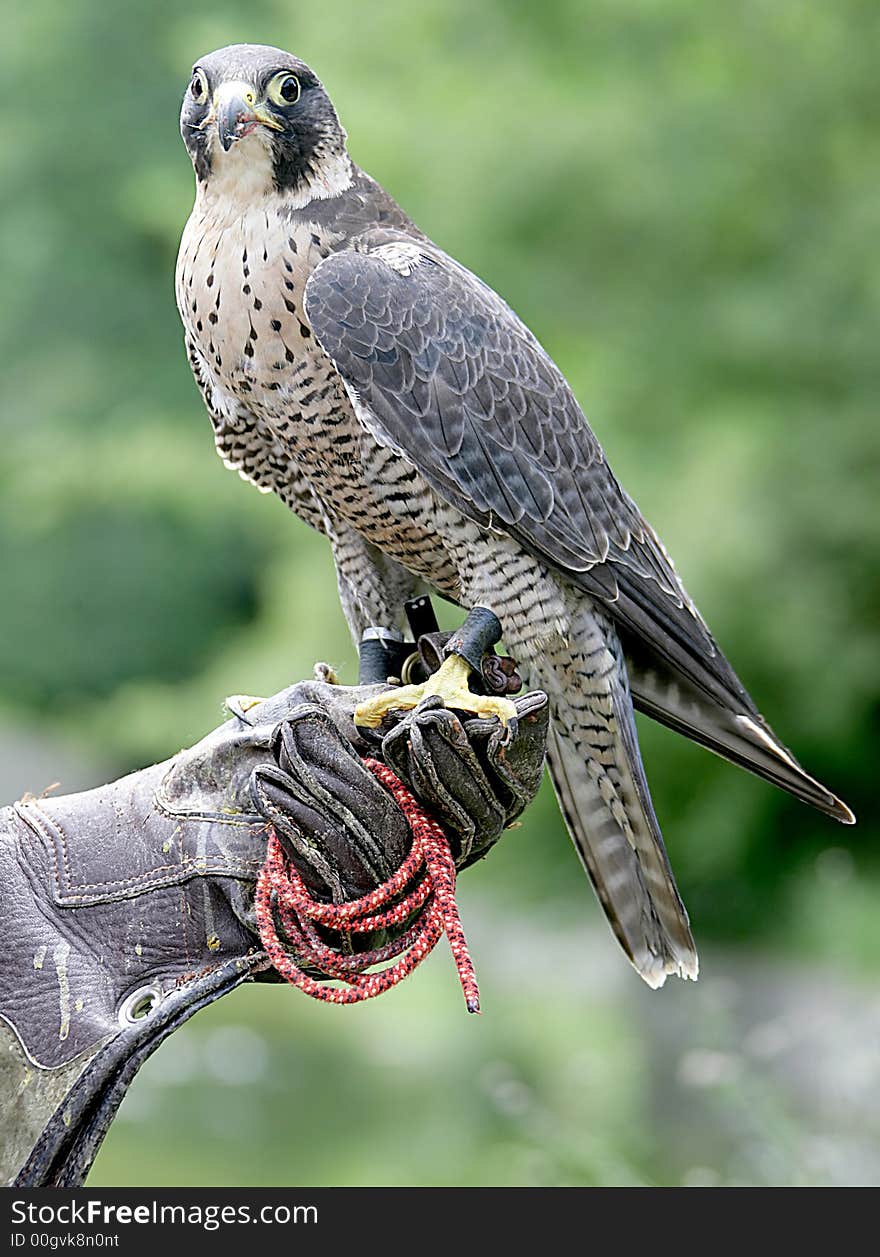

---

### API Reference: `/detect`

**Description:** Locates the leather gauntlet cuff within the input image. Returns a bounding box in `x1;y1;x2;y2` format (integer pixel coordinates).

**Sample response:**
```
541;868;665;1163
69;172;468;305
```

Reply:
1;677;548;1186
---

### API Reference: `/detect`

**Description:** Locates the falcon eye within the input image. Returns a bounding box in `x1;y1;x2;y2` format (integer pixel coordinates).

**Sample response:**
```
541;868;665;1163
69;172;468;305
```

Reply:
190;70;208;100
268;72;301;106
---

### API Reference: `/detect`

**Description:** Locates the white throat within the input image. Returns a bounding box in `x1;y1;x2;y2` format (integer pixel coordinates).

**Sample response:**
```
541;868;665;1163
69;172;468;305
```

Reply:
196;130;354;215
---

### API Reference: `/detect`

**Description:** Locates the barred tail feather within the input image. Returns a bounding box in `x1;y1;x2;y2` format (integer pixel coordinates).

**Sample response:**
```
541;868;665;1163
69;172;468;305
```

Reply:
533;636;698;988
546;726;696;988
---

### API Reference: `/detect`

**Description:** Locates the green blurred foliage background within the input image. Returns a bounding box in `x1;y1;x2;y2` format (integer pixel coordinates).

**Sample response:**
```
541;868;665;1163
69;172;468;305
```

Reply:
1;0;878;1186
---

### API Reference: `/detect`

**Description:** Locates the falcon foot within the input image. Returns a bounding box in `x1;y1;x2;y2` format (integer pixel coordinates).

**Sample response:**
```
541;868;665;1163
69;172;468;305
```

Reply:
354;653;517;729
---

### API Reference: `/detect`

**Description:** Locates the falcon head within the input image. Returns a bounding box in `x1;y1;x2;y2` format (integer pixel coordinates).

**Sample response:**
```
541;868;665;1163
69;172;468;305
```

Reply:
180;44;350;201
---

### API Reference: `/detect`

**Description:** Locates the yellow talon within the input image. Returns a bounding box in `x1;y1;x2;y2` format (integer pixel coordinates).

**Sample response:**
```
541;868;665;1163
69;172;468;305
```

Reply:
354;654;517;729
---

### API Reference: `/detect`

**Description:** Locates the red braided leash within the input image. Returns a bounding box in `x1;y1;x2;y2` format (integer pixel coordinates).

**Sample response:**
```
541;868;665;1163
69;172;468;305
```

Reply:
254;757;481;1013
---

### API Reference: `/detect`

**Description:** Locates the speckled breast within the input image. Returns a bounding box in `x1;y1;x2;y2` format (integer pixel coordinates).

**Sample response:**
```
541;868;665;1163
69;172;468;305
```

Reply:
176;203;466;590
177;204;346;426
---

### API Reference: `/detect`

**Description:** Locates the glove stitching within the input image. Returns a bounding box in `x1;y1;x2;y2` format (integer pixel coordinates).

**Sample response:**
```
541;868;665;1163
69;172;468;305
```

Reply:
15;802;262;898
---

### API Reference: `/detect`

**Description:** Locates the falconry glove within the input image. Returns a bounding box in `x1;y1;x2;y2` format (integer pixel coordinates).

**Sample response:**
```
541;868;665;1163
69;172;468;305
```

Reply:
1;667;548;1187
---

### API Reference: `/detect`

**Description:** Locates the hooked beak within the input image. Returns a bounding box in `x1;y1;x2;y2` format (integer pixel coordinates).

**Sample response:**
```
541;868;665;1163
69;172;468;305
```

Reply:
209;81;283;152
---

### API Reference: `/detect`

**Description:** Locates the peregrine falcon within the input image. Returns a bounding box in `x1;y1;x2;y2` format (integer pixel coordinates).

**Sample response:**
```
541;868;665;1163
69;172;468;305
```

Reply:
176;44;854;987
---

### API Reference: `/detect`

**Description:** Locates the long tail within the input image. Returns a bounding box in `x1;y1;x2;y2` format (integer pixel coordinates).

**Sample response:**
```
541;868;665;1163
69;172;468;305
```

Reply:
529;615;698;988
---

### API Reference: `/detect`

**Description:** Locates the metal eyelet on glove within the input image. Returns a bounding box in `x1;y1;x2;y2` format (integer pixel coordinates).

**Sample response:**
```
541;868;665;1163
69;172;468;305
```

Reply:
117;984;163;1027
